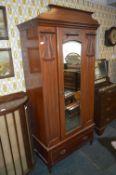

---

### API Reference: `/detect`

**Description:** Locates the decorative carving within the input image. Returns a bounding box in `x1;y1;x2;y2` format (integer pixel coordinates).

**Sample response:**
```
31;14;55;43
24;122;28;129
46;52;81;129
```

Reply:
40;32;56;60
86;33;96;57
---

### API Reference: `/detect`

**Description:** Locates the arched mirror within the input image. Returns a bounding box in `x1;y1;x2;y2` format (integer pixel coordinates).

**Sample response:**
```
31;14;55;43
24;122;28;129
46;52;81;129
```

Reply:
63;41;82;132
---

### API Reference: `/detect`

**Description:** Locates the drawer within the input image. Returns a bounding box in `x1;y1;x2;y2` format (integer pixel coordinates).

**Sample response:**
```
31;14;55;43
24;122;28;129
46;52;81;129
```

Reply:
101;105;116;114
100;110;116;126
64;74;77;79
64;72;77;77
100;116;113;127
64;83;76;87
99;87;116;95
101;95;116;105
64;79;76;83
51;132;92;163
100;90;116;100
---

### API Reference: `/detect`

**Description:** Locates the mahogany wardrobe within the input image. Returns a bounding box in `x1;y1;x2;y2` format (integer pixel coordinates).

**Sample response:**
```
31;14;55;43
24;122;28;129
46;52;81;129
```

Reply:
18;5;99;171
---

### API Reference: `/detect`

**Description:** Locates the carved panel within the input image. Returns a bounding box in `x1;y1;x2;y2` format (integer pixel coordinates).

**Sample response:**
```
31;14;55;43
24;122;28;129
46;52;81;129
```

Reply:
86;33;96;57
39;32;56;61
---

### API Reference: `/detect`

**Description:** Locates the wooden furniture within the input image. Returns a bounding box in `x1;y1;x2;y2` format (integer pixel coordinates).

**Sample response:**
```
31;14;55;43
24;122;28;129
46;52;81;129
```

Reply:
0;92;34;175
64;69;80;91
94;59;116;135
18;5;99;171
94;83;116;135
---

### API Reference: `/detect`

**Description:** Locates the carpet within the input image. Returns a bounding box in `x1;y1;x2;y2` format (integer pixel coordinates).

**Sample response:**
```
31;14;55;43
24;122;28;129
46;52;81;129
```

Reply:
29;120;116;175
98;137;116;160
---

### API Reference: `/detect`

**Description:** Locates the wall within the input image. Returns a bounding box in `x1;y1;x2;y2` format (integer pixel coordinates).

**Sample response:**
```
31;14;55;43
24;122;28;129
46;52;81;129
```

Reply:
0;0;116;96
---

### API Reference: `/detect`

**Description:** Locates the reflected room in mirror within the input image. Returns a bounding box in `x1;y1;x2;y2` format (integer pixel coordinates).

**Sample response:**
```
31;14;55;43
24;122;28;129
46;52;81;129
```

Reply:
63;41;81;91
63;41;81;132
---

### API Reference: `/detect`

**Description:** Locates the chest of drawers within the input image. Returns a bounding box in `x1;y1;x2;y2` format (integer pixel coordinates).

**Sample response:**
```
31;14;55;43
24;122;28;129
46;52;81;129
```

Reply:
94;84;116;135
64;70;80;91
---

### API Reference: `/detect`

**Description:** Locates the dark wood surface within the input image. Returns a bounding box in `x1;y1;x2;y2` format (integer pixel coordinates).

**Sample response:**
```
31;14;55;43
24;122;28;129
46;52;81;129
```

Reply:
94;82;116;135
64;70;80;91
18;5;99;171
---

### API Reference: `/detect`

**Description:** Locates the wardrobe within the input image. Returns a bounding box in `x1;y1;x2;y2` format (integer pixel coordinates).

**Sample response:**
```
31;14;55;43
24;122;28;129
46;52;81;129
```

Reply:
18;5;99;171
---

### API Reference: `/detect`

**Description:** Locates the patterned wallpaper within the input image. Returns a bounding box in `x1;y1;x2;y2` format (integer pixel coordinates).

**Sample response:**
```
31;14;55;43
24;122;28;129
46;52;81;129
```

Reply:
0;0;116;96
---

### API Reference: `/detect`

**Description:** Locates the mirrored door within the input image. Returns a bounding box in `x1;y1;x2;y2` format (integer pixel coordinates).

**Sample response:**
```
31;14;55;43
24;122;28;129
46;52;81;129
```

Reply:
63;39;82;132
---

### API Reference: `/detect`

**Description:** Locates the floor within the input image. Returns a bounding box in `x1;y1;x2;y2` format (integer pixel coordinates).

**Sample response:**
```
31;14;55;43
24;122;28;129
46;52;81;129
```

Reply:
29;120;116;175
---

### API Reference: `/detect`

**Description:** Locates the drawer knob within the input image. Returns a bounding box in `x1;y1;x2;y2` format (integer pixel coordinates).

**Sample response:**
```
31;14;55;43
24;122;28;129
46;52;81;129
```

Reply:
60;149;66;155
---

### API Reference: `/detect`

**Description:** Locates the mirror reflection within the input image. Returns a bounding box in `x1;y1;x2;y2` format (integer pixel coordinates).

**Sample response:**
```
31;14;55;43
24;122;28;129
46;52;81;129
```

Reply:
63;41;82;132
